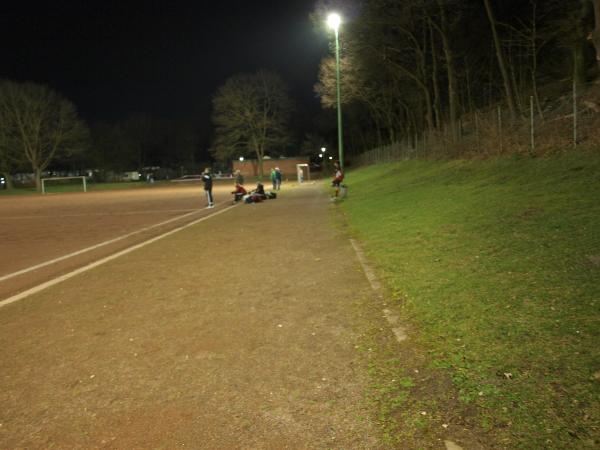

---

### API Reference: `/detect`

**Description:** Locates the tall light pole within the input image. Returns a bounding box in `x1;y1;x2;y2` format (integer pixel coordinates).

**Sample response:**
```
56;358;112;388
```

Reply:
327;13;344;171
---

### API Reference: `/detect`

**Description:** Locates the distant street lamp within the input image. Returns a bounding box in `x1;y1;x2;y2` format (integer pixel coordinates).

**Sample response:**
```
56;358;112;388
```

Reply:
321;147;326;153
239;156;244;162
327;13;344;171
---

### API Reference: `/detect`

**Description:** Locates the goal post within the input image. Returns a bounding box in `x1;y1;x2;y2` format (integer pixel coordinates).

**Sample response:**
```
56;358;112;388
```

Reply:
296;163;310;183
41;176;87;194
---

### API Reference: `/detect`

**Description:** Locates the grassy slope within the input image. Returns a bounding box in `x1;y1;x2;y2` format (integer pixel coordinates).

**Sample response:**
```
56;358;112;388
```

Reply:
341;153;600;448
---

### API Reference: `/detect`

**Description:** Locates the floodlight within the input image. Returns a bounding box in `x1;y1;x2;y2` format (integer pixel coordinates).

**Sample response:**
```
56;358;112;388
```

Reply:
327;13;341;31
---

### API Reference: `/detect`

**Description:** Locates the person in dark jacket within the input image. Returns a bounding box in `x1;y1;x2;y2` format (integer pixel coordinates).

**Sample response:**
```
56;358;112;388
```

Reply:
245;182;266;203
274;167;282;190
234;169;244;186
202;168;214;208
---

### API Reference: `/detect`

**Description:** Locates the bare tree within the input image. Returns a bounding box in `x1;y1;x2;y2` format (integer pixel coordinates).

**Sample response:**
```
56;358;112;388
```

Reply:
434;0;460;140
211;70;293;178
0;106;19;190
0;80;88;191
590;0;600;70
483;0;519;119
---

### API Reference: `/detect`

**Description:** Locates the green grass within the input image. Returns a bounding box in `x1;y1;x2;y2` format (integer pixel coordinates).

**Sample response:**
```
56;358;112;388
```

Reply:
0;181;162;195
0;187;39;196
86;181;159;191
341;152;600;448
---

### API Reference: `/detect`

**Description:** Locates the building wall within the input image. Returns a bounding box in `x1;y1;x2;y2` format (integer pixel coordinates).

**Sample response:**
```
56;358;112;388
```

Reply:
233;158;309;178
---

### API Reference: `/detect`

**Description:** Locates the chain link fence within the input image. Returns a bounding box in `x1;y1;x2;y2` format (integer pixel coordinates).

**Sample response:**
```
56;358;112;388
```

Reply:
354;81;600;167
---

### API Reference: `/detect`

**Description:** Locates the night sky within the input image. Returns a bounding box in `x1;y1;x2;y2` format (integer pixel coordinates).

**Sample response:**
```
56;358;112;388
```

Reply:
1;0;329;123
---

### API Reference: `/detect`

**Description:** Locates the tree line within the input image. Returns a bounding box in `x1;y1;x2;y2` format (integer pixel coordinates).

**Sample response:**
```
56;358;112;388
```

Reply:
0;71;299;190
314;0;600;155
0;80;212;190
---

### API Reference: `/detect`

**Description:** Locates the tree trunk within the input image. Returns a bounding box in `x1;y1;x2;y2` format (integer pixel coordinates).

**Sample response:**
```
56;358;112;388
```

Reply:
35;167;42;192
428;20;442;129
591;0;600;70
437;0;459;141
253;135;265;180
575;0;592;87
529;1;544;120
465;65;474;113
507;41;524;114
483;0;518;120
388;60;434;131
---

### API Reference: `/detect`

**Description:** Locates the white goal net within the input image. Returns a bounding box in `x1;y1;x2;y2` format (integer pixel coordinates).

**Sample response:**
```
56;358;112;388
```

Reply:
41;176;88;194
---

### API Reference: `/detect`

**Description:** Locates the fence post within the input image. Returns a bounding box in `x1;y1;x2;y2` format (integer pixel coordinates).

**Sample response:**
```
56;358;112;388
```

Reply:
573;78;577;149
475;111;481;152
530;96;535;155
498;106;503;154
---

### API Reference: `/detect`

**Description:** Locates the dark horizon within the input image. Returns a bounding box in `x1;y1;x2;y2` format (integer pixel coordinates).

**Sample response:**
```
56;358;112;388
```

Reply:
1;1;329;123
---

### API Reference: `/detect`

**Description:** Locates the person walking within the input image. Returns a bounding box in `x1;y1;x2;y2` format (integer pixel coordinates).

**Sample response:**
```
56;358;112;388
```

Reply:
202;167;214;208
332;162;344;197
274;167;282;190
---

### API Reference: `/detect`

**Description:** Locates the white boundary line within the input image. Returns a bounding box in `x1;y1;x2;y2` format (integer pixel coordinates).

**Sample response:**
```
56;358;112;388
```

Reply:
0;209;198;220
0;208;212;283
349;239;382;291
0;203;238;309
349;238;407;343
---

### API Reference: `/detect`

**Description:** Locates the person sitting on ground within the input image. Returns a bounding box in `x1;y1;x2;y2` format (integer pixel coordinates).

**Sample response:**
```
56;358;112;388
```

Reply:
231;183;247;203
253;182;266;199
245;182;266;203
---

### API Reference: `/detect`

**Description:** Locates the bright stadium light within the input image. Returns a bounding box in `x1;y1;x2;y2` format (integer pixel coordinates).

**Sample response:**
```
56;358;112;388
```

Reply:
327;13;341;32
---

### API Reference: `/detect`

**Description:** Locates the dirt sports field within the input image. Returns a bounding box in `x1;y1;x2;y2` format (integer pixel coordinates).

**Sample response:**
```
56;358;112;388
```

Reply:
0;182;390;449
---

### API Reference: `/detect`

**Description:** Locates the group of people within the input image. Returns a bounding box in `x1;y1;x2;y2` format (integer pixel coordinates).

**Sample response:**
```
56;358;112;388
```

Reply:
270;167;282;191
200;163;344;209
201;167;277;208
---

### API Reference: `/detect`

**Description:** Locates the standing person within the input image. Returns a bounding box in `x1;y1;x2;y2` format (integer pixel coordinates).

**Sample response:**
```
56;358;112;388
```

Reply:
270;168;277;190
234;169;244;186
202;167;214;208
332;162;344;197
274;167;282;190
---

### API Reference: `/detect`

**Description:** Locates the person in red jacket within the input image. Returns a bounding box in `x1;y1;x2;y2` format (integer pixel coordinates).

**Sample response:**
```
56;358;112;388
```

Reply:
231;183;247;203
332;162;344;197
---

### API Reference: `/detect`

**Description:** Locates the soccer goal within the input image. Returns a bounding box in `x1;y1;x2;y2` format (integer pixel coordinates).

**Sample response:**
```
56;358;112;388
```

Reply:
41;176;88;194
296;163;310;183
